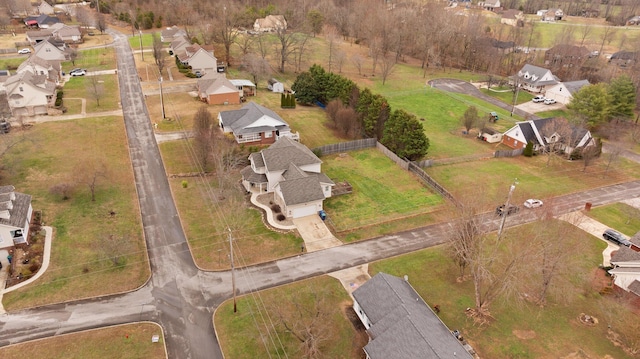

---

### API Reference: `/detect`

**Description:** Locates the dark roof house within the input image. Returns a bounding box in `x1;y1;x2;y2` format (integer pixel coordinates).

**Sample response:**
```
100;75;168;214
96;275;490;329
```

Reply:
352;273;475;359
501;117;593;153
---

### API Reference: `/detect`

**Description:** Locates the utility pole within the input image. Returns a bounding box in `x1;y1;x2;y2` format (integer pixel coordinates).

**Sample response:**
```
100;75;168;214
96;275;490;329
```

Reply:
159;76;165;119
139;31;144;62
511;76;520;117
497;179;517;240
229;228;237;313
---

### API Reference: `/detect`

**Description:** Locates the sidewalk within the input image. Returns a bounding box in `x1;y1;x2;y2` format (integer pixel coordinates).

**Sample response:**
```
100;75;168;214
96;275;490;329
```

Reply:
0;226;53;314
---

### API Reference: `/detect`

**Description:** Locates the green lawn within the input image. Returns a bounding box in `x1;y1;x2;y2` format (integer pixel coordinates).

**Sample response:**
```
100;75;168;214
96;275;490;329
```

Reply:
0;57;27;71
322;149;446;237
370;221;635;359
535;109;570;118
62;74;121;112
426;154;640;205
587;203;640;237
480;87;534;105
65;47;116;72
1;117;149;310
215;276;363;359
128;32;157;49
531;21;640;50
0;323;165;359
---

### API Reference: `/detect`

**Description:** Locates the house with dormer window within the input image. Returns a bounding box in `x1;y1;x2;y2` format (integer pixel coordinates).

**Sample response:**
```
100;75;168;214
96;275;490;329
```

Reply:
0;185;32;250
512;64;559;93
501;117;593;153
241;137;334;219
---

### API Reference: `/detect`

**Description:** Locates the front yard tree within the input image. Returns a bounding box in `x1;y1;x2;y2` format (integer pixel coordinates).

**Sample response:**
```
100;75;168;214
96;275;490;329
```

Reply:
567;83;610;129
75;158;108;202
99;233;135;267
274;26;297;73
607;75;637;121
193;106;213;172
88;74;104;107
381;109;429;161
212;3;239;66
461;106;479;134
152;33;167;78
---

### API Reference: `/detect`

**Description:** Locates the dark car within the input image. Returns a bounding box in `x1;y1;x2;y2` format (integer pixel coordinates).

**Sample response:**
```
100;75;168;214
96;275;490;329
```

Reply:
496;204;519;216
603;229;632;247
0;120;10;134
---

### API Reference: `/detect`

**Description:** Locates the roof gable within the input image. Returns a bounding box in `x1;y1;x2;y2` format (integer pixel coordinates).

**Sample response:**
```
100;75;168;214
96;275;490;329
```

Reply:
261;137;321;172
219;102;288;134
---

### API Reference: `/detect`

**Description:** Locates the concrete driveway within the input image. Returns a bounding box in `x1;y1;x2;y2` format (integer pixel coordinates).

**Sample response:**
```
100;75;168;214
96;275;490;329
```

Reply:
292;215;342;252
557;211;619;266
516;100;564;114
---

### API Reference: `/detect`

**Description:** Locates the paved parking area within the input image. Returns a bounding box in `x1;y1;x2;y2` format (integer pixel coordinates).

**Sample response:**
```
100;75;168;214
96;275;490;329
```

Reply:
516;100;564;114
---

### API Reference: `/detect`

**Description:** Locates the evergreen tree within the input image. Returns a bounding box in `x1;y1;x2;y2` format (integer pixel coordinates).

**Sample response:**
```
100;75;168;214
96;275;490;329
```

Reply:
381;109;430;161
608;75;636;120
523;141;534;157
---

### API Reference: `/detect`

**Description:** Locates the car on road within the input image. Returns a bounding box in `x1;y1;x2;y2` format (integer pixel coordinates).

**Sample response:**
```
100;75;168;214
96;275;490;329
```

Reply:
544;98;556;105
524;199;543;208
70;69;86;76
602;229;632;247
532;95;545;103
496;204;519;216
18;48;31;54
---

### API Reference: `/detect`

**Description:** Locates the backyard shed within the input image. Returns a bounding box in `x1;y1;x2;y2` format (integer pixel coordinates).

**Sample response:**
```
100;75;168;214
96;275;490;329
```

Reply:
267;78;284;93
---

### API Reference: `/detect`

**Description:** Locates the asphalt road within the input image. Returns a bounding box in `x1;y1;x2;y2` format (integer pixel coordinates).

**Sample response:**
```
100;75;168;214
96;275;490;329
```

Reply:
1;36;640;359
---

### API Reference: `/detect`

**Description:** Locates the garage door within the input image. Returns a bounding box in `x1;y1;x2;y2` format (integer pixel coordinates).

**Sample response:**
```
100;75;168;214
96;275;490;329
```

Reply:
291;204;319;219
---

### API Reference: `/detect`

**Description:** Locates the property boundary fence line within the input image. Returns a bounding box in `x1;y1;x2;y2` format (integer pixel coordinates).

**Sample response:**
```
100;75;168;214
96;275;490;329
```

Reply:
312;138;376;156
314;138;458;206
494;148;524;158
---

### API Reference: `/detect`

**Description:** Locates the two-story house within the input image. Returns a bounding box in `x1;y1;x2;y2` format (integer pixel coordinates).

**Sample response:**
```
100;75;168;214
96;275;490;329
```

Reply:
241;137;334;219
0;185;32;250
4;71;56;117
513;64;559;93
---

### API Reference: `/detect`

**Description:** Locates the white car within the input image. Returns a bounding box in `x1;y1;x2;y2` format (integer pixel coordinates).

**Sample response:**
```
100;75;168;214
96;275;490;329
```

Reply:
524;199;543;208
18;48;31;54
69;69;86;76
544;98;556;105
532;95;545;103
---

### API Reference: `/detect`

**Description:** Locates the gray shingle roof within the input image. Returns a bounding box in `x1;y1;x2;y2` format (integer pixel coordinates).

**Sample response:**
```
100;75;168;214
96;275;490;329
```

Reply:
353;273;473;359
517;64;558;86
0;185;32;229
563;80;590;94
628;280;640;296
611;244;640;263
278;175;326;205
240;165;267;183
261;137;321;172
218;101;289;136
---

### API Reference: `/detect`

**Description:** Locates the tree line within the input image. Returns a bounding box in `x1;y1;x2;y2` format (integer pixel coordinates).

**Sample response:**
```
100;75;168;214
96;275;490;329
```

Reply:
292;64;429;161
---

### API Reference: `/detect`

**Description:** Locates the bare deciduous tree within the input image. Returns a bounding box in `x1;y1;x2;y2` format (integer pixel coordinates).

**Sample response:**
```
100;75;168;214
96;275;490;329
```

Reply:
461;106;479;134
211;133;245;197
241;53;270;92
152;33;167;77
75;158;107;202
379;54;395;85
272;290;332;359
99;233;135;266
351;53;364;75
193;106;213;172
87;73;104;107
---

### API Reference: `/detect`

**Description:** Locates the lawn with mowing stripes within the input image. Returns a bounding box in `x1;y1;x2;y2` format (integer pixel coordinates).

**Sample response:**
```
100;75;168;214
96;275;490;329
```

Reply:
323;149;444;231
586;203;640;237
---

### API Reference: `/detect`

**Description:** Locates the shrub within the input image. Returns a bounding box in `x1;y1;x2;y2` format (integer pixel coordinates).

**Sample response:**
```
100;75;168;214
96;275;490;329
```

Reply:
181;180;188;188
277;214;286;221
523;141;534;157
270;204;281;213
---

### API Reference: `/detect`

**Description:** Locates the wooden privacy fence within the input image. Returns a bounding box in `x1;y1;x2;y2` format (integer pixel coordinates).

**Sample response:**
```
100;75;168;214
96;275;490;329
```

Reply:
494;148;524;158
407;162;460;207
312;138;376;156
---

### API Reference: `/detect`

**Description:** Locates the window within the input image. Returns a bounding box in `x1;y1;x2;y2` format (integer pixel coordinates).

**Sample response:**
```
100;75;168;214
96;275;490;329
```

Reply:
265;131;272;138
45;48;51;52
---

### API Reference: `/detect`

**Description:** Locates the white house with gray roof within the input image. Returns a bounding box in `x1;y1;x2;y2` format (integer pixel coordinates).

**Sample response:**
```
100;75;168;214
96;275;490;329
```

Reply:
609;234;640;297
513;64;559;93
241;137;334;219
352;273;475;359
0;185;32;249
544;79;590;105
218;101;299;145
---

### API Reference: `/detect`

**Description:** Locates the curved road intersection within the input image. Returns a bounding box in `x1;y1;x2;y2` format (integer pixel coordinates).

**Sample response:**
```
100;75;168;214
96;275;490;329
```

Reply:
1;32;640;359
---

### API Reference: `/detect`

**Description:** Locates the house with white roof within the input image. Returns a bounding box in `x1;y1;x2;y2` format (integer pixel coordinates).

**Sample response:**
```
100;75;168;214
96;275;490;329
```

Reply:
544;80;590;105
241;137;334;218
513;64;559;93
218;102;299;145
352;273;475;359
0;185;33;249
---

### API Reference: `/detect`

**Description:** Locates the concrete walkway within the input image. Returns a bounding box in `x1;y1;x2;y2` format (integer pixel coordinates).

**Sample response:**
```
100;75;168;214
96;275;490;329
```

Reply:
328;264;370;297
249;193;296;231
0;226;53;314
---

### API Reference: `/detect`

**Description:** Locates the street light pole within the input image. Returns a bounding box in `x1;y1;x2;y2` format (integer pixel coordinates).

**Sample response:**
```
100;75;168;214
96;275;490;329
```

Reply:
228;228;237;313
497;179;517;240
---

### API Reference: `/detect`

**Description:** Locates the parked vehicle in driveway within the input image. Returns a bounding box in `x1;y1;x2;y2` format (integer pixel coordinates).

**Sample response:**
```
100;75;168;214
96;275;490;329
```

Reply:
18;48;31;54
602;229;632;247
532;95;545;103
544;98;556;105
524;199;543;208
496;204;519;216
69;68;86;76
